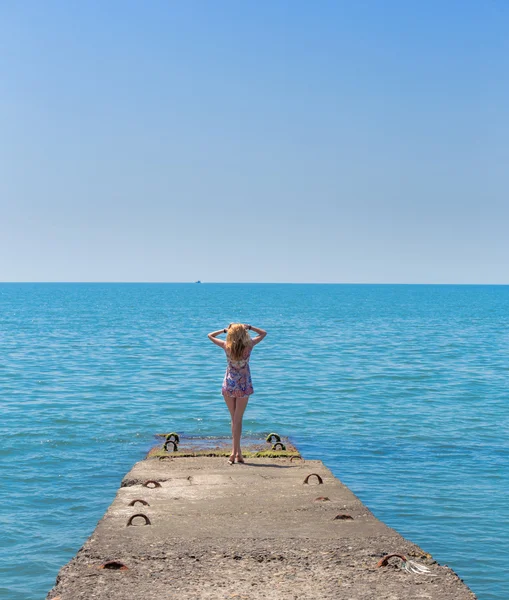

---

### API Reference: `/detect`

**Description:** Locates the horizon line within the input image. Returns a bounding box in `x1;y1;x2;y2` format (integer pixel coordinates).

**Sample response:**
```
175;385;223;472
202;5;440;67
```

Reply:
1;281;508;286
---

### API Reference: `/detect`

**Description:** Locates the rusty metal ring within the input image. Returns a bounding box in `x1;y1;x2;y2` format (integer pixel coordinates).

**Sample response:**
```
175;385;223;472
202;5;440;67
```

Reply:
143;480;162;488
334;514;354;520
127;513;151;527
163;440;178;452
266;432;281;443
100;561;129;570
165;432;180;443
376;553;408;568
289;456;303;462
314;496;330;502
303;473;323;485
128;499;149;507
272;442;286;451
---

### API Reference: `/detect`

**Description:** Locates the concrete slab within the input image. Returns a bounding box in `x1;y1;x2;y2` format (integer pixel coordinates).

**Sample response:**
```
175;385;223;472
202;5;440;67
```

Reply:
47;455;476;599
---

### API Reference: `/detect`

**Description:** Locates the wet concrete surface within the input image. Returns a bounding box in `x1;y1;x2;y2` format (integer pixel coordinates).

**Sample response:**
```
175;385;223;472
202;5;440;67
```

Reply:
47;454;476;599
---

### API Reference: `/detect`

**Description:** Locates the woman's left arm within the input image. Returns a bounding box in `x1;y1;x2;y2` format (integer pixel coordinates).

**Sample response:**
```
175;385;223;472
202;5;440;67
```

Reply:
246;324;267;346
208;328;227;348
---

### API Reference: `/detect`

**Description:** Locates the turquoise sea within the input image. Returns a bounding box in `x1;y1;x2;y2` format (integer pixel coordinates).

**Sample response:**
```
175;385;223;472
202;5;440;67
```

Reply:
1;283;508;600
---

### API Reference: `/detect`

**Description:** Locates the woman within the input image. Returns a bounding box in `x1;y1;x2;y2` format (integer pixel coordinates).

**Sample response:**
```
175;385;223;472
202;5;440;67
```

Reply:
208;323;267;464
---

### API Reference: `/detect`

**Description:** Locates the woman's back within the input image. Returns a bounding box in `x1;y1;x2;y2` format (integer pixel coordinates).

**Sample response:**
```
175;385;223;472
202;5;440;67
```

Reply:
225;342;252;369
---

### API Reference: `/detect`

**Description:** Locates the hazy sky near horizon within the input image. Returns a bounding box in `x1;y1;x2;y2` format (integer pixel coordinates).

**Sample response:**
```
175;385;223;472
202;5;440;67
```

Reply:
1;1;508;283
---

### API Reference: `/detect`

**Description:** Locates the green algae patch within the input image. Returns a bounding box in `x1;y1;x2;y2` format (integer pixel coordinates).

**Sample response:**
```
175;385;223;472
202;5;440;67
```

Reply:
146;437;300;460
251;449;300;458
147;446;301;459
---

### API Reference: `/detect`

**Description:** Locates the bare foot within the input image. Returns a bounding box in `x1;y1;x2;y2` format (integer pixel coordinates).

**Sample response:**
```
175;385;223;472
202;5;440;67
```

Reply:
228;454;235;465
236;454;245;464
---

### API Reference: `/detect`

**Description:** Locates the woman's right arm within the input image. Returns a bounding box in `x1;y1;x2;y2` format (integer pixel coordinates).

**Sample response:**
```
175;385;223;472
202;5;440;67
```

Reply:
248;325;267;346
208;328;227;348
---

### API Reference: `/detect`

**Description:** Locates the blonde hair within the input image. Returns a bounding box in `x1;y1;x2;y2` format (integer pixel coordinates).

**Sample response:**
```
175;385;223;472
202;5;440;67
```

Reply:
226;323;252;361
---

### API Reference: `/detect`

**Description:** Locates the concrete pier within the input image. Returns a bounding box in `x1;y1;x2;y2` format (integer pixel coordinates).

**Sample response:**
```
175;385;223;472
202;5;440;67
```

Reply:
47;438;476;599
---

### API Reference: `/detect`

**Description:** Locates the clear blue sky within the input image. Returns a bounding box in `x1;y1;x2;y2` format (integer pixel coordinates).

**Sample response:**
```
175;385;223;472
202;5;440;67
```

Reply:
1;1;508;283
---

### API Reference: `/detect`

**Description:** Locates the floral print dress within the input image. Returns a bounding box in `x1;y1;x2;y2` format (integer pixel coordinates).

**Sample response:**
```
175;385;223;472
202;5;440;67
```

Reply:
222;342;254;397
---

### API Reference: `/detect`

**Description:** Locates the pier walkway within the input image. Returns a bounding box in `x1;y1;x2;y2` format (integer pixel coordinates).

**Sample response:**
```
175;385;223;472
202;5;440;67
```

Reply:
47;437;476;599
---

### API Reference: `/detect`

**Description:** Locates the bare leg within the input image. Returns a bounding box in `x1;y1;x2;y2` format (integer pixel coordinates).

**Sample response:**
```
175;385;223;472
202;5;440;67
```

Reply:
232;396;249;461
223;395;236;463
